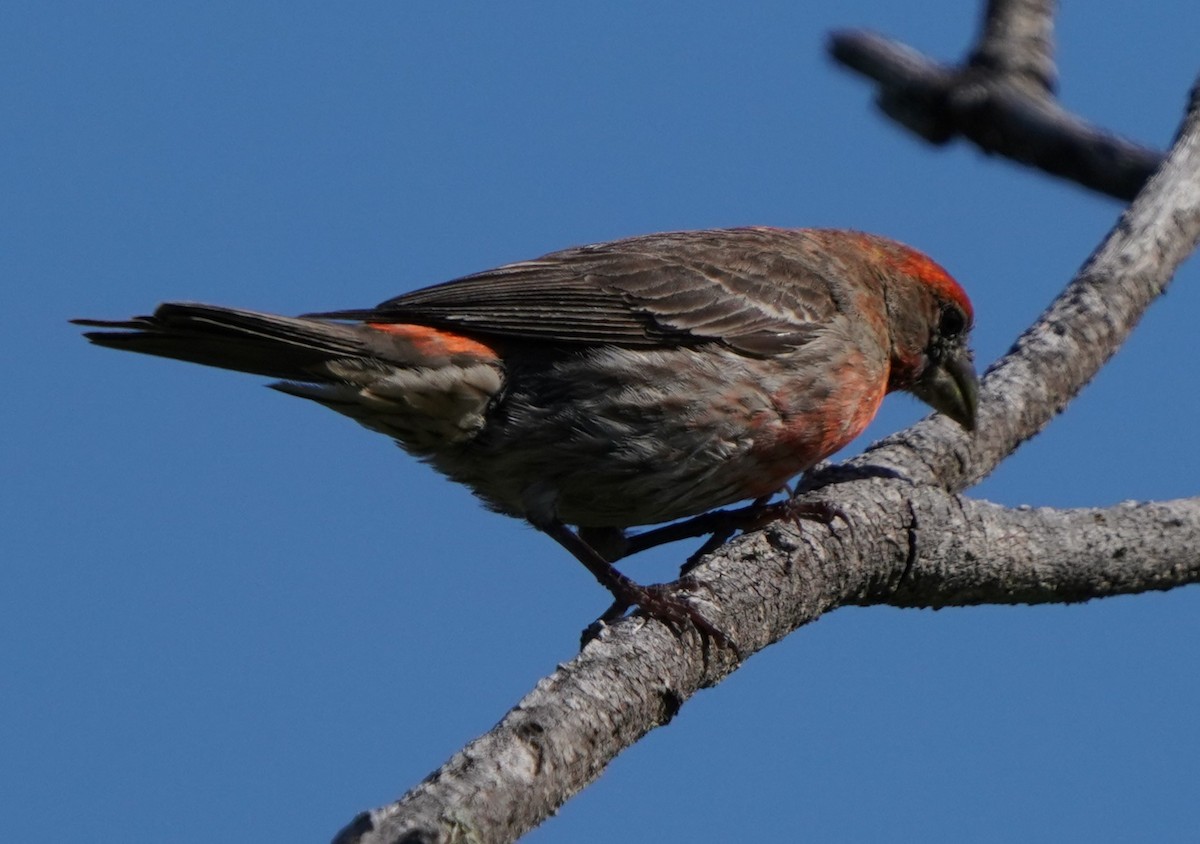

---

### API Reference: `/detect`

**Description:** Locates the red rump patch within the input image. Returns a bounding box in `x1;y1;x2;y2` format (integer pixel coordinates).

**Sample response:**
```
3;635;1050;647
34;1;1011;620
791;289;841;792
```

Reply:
366;323;500;360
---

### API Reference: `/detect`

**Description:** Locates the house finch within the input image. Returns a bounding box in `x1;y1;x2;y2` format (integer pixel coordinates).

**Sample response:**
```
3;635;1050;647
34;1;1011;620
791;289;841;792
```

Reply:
76;227;977;635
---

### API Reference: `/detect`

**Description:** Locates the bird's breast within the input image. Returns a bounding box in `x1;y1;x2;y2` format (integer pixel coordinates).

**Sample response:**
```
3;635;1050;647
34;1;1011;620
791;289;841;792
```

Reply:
740;344;888;497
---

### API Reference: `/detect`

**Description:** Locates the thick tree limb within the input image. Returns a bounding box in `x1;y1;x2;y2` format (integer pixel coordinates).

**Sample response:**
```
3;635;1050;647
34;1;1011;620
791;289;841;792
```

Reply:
883;497;1200;607
828;0;1162;200
338;486;1200;844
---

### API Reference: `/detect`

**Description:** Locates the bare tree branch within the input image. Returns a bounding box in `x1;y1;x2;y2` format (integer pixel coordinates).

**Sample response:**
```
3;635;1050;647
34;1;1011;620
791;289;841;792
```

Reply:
338;488;1200;844
828;1;1163;200
883;497;1200;607
968;0;1058;91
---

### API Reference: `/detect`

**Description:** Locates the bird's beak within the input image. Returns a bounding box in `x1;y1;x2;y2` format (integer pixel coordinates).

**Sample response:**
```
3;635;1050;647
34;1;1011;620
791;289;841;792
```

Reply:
912;347;979;431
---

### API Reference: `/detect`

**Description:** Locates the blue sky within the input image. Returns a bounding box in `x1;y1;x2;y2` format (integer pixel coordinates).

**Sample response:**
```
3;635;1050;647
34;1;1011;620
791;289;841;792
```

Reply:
5;2;1199;841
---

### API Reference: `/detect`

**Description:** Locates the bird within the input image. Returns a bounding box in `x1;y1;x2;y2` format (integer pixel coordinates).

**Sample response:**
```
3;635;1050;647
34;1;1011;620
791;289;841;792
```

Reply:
75;227;977;638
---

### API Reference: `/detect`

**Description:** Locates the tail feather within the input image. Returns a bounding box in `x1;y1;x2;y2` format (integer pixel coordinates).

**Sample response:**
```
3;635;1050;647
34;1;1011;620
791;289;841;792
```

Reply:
73;302;371;382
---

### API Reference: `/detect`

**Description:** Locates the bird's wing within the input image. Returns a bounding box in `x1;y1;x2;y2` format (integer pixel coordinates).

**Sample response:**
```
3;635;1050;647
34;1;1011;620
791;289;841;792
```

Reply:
309;229;839;355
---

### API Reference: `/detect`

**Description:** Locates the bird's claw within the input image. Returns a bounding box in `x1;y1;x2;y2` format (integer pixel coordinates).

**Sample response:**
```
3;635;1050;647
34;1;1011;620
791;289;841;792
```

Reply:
580;581;732;652
740;496;849;531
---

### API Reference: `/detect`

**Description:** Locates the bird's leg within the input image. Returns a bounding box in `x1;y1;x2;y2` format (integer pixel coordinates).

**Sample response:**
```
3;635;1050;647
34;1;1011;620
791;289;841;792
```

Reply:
620;509;749;557
587;496;775;568
613;493;847;575
538;519;730;649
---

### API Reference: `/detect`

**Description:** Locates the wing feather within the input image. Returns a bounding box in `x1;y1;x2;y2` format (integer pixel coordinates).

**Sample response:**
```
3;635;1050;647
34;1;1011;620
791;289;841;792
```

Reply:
309;228;840;355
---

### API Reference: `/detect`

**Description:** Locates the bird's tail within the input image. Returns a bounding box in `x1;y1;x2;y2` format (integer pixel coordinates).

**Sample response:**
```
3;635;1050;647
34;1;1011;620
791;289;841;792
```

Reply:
74;302;505;450
73;302;377;383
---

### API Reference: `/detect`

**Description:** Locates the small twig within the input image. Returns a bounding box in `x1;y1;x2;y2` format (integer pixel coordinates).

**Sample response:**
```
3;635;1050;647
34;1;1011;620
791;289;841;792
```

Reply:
828;19;1163;200
968;0;1058;92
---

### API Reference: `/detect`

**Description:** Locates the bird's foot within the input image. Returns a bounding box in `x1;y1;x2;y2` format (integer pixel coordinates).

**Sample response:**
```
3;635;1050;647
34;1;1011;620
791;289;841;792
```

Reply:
582;579;732;651
538;519;732;650
760;496;848;530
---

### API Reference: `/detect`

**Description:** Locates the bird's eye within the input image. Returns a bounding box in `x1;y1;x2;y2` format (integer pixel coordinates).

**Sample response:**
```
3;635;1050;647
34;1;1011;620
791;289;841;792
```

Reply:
938;305;967;338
